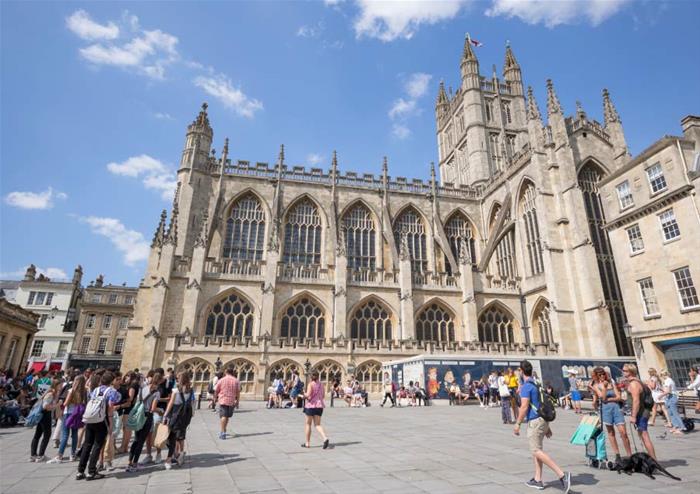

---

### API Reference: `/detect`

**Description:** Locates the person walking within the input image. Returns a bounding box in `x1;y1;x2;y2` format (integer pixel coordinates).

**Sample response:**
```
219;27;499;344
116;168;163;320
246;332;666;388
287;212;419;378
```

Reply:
126;372;162;472
300;370;330;449
380;372;396;407
214;367;240;439
567;370;582;414
30;378;61;462
659;369;686;434
163;372;195;470
48;375;87;463
76;371;120;480
589;367;632;464
622;364;657;459
514;360;571;493
498;372;512;424
647;368;670;427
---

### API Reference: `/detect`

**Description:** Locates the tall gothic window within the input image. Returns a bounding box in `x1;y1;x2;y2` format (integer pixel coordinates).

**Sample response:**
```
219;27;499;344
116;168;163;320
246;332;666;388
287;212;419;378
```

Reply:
495;230;517;279
416;303;455;343
342;204;376;270
478;306;515;344
312;360;343;391
205;292;254;338
177;359;212;393
444;212;477;270
520;184;544;275
393;208;428;273
355;361;382;394
283;199;322;265
223;194;265;261
489;133;502;173
578;163;630;355
281;297;325;340
350;299;392;341
533;300;554;345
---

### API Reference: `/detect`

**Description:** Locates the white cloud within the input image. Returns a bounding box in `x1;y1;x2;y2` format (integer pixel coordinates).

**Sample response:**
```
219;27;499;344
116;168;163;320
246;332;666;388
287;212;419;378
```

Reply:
297;22;324;38
67;10;179;80
0;266;68;281
194;75;263;118
388;97;417;120
153;112;172;120
4;187;67;210
354;0;468;42
80;216;150;266
66;10;119;40
392;124;411;140
405;72;432;98
307;153;325;166
106;154;177;200
486;0;630;27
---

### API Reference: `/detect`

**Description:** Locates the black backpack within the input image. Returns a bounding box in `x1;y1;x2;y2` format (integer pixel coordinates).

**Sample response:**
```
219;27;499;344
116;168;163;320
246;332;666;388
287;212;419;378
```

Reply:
632;379;654;411
532;382;556;422
171;391;193;431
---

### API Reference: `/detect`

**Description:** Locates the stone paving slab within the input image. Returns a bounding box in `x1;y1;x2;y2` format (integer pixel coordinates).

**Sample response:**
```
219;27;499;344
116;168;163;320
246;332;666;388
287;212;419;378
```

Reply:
1;401;698;493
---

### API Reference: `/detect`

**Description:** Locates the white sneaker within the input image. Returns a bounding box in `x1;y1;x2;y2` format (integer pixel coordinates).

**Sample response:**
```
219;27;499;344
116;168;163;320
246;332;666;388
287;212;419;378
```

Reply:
155;452;162;464
47;457;64;464
164;462;173;471
69;455;77;462
34;456;47;463
142;454;154;464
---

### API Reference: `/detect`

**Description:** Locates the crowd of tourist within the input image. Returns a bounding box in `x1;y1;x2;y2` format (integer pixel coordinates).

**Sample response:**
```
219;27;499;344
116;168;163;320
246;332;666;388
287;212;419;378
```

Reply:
0;365;195;481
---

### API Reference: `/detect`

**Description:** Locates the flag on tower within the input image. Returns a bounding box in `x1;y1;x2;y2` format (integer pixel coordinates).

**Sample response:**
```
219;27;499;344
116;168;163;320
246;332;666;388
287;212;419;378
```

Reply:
466;33;483;47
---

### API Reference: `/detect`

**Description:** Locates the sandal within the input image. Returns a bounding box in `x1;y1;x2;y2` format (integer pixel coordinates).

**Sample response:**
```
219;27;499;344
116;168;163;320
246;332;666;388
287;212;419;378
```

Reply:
323;439;330;450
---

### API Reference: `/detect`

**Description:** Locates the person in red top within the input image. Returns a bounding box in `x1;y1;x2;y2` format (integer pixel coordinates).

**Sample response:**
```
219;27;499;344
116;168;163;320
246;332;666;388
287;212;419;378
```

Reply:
214;367;240;440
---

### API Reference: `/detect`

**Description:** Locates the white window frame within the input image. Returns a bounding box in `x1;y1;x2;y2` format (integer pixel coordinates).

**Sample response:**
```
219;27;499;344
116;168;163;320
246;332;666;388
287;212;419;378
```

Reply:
79;337;90;354
30;340;44;357
626;224;644;254
658;209;680;242
97;337;108;355
56;341;69;358
616;180;634;210
646;163;667;195
118;316;129;329
673;266;700;310
638;277;660;317
108;293;118;304
45;292;54;306
85;313;96;329
38;314;48;329
114;338;125;355
103;314;112;329
27;291;36;305
35;292;46;306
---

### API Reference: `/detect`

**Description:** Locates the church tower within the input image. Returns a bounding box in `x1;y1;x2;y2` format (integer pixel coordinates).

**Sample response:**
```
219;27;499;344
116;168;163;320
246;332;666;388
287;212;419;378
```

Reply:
436;39;529;188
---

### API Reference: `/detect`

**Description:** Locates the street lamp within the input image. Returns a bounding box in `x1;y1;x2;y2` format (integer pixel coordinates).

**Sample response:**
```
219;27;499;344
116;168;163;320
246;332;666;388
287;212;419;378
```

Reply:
49;306;59;319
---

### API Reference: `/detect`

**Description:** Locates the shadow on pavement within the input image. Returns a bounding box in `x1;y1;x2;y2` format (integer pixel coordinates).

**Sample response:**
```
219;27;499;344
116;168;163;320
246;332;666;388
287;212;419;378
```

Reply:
327;441;362;449
233;431;273;438
108;454;243;478
660;458;687;468
570;472;600;485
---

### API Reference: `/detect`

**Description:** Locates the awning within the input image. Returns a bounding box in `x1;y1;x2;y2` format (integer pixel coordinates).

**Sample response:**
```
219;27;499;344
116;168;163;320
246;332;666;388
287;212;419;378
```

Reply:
30;362;46;373
49;362;62;372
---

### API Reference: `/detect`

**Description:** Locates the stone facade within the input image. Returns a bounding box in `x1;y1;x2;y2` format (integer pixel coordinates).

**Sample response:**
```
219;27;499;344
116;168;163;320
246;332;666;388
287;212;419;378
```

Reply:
122;40;635;399
8;265;83;371
0;298;39;375
68;275;137;370
599;116;700;385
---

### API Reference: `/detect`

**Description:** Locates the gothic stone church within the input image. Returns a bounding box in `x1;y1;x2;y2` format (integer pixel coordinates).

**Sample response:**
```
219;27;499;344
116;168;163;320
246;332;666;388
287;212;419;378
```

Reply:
121;39;633;398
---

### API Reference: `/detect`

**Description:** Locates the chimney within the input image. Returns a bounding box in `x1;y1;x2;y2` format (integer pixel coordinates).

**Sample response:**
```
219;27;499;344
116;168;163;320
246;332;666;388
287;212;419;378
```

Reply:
681;115;700;149
24;264;36;281
95;274;104;288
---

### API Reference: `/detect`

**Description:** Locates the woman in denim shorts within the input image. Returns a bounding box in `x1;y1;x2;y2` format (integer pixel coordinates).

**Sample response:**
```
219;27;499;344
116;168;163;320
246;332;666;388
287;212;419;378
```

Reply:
589;367;632;464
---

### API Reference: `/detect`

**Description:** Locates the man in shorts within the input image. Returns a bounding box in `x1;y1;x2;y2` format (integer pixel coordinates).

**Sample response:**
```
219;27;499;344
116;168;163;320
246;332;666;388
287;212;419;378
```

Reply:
514;360;571;492
624;363;657;460
214;367;240;439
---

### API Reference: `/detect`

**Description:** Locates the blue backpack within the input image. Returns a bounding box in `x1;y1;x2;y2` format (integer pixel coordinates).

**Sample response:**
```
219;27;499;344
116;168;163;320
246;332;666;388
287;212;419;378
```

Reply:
25;400;44;427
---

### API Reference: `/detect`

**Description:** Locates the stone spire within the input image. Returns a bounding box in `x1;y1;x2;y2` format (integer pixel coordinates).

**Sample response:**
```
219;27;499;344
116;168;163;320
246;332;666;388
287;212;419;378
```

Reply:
276;144;285;181
462;35;477;62
194;209;209;248
526;86;542;122
503;42;520;73
430;161;437;196
221;137;229;163
546;79;562;115
436;80;448;107
576;100;587;120
602;88;620;125
151;209;167;247
460;34;480;90
164;184;180;245
190;102;212;134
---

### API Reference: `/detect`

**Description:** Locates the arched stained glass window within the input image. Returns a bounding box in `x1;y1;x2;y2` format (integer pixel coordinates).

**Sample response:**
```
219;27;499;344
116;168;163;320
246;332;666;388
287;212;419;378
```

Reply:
445;212;476;268
416;303;455;343
283;199;322;265
520;184;544;275
478;306;515;343
393;208;428;273
534;301;554;345
223;194;265;261
280;297;325;340
205;292;254;338
342;204;376;270
350;299;392;341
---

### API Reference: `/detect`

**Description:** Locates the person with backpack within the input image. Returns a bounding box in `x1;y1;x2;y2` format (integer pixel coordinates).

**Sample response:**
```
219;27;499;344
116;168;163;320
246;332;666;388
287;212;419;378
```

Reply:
514;360;571;493
126;372;162;472
48;375;87;463
29;378;62;462
162;372;195;470
623;363;657;460
76;371;120;480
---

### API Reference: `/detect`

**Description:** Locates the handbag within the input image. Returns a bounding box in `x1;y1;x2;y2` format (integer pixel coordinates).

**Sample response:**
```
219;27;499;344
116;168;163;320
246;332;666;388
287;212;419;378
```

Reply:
154;422;170;449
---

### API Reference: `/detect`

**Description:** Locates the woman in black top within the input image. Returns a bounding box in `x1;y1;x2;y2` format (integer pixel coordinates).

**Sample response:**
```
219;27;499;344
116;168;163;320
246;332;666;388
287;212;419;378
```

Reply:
117;373;141;454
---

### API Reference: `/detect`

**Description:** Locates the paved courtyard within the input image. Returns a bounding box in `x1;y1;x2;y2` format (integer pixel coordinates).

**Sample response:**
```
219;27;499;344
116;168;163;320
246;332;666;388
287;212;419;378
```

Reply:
1;401;698;494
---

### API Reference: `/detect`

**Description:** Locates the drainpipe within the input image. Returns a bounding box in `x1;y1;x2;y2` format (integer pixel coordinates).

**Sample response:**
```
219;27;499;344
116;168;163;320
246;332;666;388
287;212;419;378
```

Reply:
519;288;531;348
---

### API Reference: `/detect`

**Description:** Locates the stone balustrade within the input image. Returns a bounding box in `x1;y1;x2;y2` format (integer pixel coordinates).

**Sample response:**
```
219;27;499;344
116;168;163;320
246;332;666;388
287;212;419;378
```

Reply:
277;263;332;283
347;268;398;286
204;259;264;280
412;271;459;289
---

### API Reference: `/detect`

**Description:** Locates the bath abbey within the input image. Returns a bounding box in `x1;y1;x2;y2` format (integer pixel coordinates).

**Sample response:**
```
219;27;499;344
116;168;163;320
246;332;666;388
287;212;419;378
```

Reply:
121;39;637;399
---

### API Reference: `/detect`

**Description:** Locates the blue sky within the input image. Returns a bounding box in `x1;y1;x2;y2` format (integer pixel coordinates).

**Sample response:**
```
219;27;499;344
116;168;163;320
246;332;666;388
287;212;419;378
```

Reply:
1;0;698;286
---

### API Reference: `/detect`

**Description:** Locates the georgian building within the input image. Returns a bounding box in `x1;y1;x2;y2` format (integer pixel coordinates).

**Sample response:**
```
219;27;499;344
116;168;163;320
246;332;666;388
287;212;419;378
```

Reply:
68;275;137;370
122;39;636;398
599;116;700;386
0;298;39;375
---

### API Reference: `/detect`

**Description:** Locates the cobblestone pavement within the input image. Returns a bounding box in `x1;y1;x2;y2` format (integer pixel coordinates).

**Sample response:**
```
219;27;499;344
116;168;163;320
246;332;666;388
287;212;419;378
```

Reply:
1;401;698;494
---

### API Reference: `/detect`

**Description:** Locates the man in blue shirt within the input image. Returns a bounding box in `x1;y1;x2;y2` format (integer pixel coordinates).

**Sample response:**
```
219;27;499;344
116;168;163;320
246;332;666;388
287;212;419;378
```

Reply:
514;360;571;492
